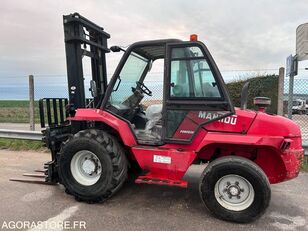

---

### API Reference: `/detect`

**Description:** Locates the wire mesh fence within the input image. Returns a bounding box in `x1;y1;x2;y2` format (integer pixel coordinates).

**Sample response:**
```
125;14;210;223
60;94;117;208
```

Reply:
284;78;308;142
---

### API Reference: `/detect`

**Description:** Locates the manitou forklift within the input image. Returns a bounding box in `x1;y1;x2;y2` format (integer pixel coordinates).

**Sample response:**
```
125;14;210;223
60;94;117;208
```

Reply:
13;13;304;223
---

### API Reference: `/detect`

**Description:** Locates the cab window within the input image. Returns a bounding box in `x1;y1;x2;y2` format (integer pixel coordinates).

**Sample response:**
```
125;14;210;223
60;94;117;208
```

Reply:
169;46;221;99
110;52;148;105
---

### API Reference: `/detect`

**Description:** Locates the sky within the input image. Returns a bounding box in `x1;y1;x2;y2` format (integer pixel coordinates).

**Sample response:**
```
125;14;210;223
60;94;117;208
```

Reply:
1;0;308;80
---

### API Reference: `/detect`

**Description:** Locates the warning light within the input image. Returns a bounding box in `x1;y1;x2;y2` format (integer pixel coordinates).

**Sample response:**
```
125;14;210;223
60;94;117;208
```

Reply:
190;34;198;41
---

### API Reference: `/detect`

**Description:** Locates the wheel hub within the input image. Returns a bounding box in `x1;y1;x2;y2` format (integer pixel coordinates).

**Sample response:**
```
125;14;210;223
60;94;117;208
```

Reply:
228;185;240;196
224;181;245;199
214;174;255;211
82;159;96;175
70;150;102;186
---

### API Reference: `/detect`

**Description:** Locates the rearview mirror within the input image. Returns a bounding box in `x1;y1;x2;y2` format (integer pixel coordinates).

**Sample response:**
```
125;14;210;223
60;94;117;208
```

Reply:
110;46;126;52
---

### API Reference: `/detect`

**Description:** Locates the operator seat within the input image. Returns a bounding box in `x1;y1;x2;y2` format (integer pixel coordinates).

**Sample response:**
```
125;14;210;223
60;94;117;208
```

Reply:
134;104;162;142
145;104;162;130
202;82;219;97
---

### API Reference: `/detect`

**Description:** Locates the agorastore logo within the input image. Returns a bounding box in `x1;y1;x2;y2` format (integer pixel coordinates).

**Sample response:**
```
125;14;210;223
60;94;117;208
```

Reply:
1;220;86;230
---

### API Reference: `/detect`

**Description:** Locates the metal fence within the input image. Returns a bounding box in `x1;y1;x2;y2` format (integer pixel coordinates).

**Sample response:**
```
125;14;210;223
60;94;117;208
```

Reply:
284;78;308;143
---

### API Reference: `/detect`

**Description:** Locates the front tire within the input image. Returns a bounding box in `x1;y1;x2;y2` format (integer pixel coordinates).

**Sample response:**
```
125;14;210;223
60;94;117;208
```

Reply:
58;129;127;203
199;156;271;223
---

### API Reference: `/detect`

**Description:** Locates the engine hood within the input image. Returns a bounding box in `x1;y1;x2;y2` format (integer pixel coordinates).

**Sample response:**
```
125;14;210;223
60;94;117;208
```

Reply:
247;111;301;137
204;108;301;137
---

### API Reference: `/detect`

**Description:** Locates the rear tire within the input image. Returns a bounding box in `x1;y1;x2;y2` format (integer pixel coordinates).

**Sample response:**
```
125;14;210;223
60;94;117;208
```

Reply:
199;156;271;223
58;129;127;203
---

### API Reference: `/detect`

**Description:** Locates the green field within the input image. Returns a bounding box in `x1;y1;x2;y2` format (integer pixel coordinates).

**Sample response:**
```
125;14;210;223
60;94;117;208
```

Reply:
0;100;40;123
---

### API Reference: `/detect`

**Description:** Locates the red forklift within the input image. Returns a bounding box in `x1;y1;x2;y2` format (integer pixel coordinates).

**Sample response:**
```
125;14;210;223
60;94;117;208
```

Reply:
18;13;305;223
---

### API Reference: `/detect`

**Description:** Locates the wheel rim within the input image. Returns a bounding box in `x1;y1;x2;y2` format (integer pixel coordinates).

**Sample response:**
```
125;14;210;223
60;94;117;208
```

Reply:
214;174;255;211
70;150;102;186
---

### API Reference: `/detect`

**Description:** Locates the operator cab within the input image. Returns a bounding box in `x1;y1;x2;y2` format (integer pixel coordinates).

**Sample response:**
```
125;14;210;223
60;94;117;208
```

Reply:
104;39;234;145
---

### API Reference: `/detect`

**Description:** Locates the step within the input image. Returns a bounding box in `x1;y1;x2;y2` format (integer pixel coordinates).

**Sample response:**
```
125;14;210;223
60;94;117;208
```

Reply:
135;176;187;188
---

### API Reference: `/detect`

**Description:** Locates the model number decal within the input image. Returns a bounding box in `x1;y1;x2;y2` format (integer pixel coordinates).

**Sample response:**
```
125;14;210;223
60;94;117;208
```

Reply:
153;155;171;164
180;130;194;134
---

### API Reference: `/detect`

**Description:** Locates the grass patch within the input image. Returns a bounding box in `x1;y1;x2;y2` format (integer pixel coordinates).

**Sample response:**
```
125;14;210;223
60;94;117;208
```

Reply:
0;100;33;108
301;156;308;172
0;100;40;123
0;138;45;151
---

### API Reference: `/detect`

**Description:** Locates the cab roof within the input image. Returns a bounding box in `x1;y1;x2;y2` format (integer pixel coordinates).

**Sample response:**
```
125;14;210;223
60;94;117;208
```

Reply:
129;39;182;60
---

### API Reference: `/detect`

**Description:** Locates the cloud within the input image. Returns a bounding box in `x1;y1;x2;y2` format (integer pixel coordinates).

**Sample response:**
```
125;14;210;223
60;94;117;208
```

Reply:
1;0;308;79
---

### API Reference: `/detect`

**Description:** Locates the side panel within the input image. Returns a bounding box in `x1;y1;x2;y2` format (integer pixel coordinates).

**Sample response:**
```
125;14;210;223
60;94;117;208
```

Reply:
195;133;284;151
132;147;196;181
172;108;257;140
161;129;284;152
203;108;256;133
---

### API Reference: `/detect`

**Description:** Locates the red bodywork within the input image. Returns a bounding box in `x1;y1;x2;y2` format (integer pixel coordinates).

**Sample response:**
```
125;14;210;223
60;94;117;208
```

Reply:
69;108;304;187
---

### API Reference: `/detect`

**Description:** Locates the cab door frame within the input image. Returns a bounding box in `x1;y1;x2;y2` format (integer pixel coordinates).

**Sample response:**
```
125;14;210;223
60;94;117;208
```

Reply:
162;41;235;144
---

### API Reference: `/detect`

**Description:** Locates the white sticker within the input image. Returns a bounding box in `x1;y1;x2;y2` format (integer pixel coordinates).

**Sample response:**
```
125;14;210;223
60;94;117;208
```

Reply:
153;155;171;164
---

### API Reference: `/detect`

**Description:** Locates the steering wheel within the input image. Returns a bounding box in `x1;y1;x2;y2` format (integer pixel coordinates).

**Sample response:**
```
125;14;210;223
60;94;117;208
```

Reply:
136;81;152;96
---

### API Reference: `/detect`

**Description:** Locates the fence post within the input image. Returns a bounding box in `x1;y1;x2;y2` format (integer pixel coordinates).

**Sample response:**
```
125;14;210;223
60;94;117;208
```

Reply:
277;67;285;116
287;73;294;119
29;75;35;131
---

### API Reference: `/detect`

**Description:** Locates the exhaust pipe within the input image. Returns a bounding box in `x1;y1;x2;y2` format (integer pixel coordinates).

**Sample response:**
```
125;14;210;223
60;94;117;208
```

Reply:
240;81;250;110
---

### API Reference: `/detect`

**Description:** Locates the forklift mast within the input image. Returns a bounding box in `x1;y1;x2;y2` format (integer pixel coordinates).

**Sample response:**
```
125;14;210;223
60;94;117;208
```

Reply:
63;12;110;109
